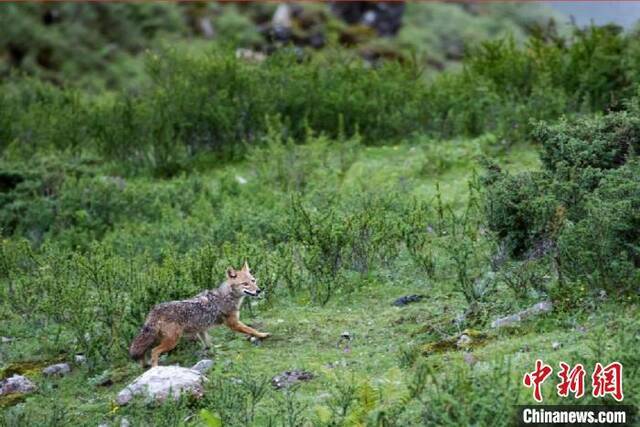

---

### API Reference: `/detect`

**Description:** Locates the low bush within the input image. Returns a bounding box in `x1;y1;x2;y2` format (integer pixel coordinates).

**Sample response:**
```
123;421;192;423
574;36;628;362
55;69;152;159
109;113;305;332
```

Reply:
3;25;640;174
485;111;640;296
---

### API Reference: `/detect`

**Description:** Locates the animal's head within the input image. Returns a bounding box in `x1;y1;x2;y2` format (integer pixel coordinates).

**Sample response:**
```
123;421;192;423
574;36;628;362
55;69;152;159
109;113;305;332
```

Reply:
226;261;261;297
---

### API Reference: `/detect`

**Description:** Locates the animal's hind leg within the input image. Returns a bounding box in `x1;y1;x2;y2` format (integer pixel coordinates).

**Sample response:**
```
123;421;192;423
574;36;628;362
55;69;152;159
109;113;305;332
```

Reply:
150;324;181;367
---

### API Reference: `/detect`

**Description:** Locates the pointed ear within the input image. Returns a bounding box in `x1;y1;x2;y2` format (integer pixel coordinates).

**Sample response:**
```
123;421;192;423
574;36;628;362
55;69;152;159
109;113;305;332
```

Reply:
242;260;250;271
226;267;237;279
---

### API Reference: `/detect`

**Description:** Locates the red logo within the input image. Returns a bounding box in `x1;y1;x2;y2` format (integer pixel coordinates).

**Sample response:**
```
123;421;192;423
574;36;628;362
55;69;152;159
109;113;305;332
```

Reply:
523;360;623;402
592;362;623;401
557;362;586;398
523;359;553;402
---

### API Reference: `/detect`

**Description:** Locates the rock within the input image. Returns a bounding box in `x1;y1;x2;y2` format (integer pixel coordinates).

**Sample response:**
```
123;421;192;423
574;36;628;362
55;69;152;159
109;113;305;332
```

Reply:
491;314;522;329
42;363;71;377
337;332;352;353
456;334;473;349
271;4;292;41
393;294;424;307
235;49;266;63
197;17;214;39
491;301;553;329
191;359;214;374
75;354;87;364
552;341;562;351
1;336;13;344
271;370;314;390
235;175;248;185
120;418;130;427
0;375;37;396
116;366;206;406
330;2;405;36
598;289;608;300
422;329;489;355
463;352;477;367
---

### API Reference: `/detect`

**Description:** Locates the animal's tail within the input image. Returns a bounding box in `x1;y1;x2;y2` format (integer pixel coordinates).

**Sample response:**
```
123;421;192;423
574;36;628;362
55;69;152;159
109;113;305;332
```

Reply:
129;324;157;360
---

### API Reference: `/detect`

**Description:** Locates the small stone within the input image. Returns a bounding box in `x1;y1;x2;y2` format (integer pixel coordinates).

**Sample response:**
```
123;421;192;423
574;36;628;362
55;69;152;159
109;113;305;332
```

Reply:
552;341;562;351
456;334;473;349
598;290;608;300
340;331;351;340
191;359;214;374
235;175;248;185
1;336;13;343
75;354;87;364
120;418;130;427
249;336;261;346
393;295;424;307
271;370;314;390
463;352;477;366
43;363;71;377
0;375;37;396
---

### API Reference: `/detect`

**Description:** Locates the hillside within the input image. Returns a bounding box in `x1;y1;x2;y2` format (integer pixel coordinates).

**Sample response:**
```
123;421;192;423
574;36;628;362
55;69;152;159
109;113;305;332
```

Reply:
1;4;639;427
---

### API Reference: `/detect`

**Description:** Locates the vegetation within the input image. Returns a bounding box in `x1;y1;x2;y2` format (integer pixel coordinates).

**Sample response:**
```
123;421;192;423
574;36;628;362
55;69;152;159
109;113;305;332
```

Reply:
1;5;639;427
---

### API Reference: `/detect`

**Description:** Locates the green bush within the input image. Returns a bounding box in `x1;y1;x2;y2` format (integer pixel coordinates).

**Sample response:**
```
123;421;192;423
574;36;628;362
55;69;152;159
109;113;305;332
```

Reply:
558;163;640;292
3;25;640;172
485;111;640;295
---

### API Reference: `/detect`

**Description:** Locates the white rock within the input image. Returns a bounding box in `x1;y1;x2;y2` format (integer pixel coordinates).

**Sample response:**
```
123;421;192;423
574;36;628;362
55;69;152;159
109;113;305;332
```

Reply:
1;336;13;343
191;359;214;374
116;365;205;405
235;175;248;185
0;374;37;395
491;301;553;329
456;334;473;349
463;352;477;366
42;363;71;376
75;354;87;364
120;418;130;427
552;341;562;351
491;314;522;328
272;4;292;29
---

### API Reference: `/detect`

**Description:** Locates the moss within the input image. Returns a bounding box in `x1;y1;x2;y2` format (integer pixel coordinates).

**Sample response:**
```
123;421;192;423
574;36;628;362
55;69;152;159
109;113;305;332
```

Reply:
0;356;65;380
0;392;28;408
421;329;491;356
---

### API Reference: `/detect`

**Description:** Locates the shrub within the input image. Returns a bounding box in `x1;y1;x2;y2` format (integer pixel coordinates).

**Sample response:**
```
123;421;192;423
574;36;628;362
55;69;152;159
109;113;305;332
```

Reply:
485;171;557;258
557;163;640;293
485;111;640;296
537;112;640;172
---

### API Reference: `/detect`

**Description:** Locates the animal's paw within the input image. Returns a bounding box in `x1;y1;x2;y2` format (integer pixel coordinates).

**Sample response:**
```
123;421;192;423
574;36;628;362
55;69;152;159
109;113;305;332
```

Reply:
256;332;271;339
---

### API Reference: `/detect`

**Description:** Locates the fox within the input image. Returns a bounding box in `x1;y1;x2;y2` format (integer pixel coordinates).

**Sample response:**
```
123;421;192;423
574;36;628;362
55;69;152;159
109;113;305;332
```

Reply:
129;261;270;367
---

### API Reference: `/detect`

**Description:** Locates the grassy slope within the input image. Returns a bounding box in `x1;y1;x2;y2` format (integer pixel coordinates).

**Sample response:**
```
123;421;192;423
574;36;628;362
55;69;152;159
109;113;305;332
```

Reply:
1;139;637;426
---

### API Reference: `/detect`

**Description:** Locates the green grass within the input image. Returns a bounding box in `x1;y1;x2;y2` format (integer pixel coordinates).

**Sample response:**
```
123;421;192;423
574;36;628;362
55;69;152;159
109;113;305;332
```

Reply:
2;139;637;426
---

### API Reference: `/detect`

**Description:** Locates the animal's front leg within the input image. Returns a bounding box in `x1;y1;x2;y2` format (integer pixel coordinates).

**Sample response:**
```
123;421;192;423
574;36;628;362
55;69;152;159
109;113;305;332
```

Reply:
197;331;212;349
225;317;270;339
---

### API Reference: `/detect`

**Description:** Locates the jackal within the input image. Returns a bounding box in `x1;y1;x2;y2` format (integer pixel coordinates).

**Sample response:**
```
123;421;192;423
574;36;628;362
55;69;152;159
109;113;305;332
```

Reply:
129;262;270;367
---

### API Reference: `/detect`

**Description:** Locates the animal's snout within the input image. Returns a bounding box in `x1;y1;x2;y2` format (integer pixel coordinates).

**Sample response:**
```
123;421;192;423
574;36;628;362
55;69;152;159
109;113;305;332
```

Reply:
255;288;261;295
